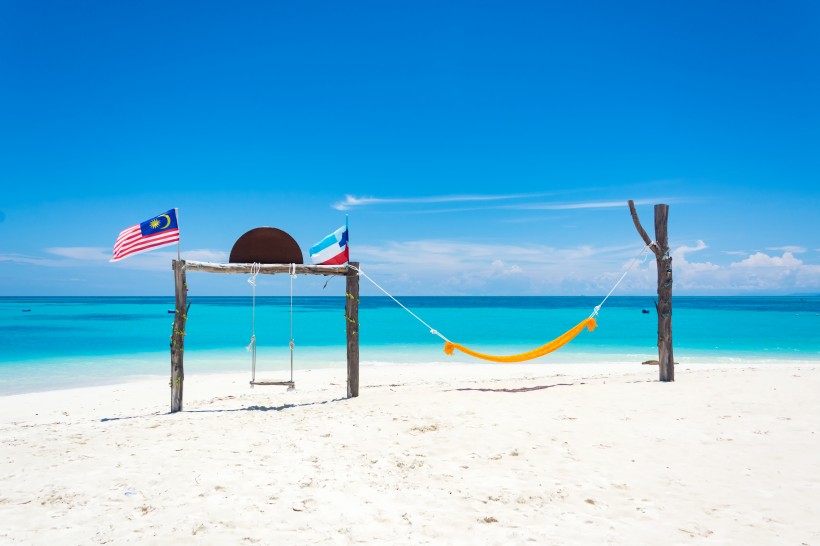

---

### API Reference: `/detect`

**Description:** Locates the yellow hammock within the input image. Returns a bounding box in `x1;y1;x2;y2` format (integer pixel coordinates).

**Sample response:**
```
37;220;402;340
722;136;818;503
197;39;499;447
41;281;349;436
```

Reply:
443;317;597;363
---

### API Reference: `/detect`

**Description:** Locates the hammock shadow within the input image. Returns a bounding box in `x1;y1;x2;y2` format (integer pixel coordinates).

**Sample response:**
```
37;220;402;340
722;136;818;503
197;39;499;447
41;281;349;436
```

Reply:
450;382;580;393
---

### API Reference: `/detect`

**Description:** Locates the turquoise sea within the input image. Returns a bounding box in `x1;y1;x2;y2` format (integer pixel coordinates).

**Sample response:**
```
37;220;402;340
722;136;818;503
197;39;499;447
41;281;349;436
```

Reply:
1;296;819;395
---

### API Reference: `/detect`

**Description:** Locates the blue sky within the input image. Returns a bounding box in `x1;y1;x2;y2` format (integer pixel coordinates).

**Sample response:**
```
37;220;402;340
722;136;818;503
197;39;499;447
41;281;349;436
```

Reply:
1;0;818;296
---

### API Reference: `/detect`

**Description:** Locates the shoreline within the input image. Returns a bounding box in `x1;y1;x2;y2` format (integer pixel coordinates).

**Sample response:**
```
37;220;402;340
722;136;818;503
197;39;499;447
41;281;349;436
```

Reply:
3;349;819;397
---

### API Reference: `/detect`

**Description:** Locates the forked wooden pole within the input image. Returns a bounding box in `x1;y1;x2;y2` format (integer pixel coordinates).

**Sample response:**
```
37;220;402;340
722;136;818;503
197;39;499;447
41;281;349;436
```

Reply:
628;201;674;382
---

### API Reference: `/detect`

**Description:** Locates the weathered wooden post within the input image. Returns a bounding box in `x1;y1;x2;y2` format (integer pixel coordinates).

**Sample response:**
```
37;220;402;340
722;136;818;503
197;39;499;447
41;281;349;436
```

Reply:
628;201;674;381
345;261;360;397
171;259;187;411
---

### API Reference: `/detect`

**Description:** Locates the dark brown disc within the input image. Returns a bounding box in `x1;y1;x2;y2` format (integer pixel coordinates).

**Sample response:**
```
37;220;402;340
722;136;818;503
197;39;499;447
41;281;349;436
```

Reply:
229;227;304;264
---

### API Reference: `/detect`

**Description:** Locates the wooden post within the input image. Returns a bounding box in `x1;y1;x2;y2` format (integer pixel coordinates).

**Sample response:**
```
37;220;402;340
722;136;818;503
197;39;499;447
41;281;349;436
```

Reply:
628;201;674;382
170;260;187;412
345;261;360;397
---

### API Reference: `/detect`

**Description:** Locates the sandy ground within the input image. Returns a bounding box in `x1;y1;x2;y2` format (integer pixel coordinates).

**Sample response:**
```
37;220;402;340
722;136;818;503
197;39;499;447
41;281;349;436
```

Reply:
1;361;819;545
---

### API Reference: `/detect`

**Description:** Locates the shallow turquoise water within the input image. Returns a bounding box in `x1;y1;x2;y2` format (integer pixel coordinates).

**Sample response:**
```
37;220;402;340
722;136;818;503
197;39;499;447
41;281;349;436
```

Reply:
1;296;818;394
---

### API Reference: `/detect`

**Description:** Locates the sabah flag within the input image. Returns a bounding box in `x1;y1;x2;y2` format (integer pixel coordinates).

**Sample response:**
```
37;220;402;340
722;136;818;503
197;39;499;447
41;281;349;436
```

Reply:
111;209;180;262
310;221;349;265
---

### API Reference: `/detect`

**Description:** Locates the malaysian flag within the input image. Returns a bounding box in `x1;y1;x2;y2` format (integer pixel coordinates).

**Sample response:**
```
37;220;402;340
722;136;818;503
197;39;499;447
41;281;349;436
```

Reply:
111;209;180;262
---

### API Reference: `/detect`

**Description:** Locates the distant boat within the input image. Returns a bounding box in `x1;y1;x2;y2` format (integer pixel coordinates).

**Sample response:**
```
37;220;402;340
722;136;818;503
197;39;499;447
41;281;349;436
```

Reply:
641;309;650;314
167;310;176;314
22;309;31;312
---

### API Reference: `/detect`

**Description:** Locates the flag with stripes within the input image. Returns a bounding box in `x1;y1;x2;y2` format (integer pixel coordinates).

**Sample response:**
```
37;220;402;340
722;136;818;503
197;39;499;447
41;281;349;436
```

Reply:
309;220;349;265
111;209;180;262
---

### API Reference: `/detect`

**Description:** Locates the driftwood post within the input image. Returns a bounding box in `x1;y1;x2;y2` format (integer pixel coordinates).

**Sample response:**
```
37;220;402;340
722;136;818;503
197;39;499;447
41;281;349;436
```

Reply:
346;261;360;398
628;201;674;382
170;259;187;412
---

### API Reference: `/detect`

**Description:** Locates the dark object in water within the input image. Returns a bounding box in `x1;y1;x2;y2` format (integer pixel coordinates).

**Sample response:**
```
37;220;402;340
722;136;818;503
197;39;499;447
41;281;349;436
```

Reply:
641;309;650;314
22;309;31;312
167;310;175;314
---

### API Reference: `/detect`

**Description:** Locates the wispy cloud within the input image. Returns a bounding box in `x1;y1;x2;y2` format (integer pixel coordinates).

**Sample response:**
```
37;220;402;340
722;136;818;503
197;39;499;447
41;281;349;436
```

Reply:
0;253;67;268
46;247;111;261
507;198;670;211
766;246;806;254
332;193;676;216
1;248;228;271
333;192;554;211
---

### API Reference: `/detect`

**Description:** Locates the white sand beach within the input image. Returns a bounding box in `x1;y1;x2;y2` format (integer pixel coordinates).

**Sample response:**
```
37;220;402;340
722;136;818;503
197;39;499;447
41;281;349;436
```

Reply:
1;362;819;544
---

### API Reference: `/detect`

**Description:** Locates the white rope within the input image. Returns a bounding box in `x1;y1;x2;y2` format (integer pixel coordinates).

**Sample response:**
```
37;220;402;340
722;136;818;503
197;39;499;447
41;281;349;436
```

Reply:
247;262;260;384
347;264;450;342
246;262;261;345
288;264;296;384
590;244;653;318
349;243;653;341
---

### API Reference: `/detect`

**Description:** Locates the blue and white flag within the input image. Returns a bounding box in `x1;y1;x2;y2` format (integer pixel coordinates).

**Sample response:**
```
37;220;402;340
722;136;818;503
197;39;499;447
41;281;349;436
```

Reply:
310;220;349;265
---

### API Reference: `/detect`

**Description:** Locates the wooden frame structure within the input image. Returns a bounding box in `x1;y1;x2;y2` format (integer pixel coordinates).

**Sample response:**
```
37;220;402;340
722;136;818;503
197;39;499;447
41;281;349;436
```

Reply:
628;201;674;382
169;260;360;413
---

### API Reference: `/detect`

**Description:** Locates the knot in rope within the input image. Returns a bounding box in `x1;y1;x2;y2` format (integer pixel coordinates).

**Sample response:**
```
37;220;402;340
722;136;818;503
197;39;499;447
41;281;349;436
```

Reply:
247;262;261;287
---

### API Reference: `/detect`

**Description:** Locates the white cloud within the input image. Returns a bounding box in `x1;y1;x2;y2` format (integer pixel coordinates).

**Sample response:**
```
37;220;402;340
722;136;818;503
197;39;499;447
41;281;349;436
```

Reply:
334;194;674;214
347;237;820;295
672;240;719;273
732;252;803;269
669;243;819;293
352;239;651;295
333;192;554;211
46;247;110;261
1;248;228;271
0;253;67;267
6;239;819;295
507;197;669;211
766;246;806;254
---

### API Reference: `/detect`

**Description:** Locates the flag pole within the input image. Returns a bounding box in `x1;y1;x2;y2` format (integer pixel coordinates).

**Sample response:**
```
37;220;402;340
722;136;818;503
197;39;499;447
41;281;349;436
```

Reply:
176;207;181;262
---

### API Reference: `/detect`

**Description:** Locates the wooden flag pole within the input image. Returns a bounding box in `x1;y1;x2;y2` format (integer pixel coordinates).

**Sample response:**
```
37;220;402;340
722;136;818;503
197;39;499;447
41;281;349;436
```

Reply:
170;259;187;411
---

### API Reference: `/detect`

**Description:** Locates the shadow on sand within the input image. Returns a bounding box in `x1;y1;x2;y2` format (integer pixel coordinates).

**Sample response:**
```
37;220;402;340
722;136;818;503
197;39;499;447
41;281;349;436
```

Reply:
450;382;581;393
100;397;348;422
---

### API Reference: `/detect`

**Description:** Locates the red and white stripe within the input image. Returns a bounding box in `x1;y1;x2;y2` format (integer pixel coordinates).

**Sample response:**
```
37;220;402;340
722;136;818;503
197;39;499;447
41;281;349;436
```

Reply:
315;245;349;265
111;225;180;262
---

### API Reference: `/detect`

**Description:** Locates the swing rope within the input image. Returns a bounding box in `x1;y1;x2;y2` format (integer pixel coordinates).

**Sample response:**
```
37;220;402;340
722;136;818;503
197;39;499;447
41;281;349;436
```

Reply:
288;263;296;385
349;243;652;363
246;262;298;388
246;262;261;383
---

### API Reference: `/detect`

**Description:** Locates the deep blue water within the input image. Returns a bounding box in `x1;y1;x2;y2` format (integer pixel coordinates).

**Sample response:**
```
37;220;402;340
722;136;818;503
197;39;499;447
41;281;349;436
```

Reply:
1;296;819;394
